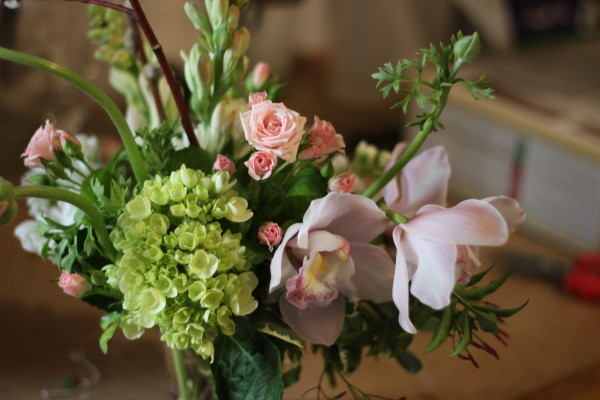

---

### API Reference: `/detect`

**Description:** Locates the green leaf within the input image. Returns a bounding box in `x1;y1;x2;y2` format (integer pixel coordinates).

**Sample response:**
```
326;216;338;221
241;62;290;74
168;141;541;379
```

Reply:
282;364;301;388
251;311;303;348
474;310;498;334
457;270;514;301
212;321;284;400
465;265;494;286
396;351;423;374
472;300;529;318
424;304;453;353
166;147;214;174
449;310;472;357
99;312;121;354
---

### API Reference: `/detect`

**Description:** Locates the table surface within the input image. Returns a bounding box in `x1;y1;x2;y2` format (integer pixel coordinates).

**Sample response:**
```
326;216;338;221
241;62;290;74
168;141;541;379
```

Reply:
1;211;600;400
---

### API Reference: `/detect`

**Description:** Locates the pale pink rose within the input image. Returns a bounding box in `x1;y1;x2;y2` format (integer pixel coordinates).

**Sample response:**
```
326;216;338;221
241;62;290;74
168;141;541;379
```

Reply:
22;120;80;167
252;62;271;88
299;116;345;159
258;222;283;252
213;154;236;174
329;172;357;193
58;270;91;297
245;151;278;180
248;92;267;109
240;101;306;163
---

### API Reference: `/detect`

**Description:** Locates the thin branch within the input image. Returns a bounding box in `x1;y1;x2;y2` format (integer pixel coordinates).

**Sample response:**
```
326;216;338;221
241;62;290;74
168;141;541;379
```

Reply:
128;0;199;147
62;0;134;16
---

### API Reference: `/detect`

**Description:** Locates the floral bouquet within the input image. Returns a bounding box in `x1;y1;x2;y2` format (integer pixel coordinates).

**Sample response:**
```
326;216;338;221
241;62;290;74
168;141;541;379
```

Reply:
0;0;527;399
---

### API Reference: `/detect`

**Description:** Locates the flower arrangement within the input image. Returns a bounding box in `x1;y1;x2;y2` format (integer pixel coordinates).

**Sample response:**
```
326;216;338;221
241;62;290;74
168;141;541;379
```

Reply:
0;1;527;399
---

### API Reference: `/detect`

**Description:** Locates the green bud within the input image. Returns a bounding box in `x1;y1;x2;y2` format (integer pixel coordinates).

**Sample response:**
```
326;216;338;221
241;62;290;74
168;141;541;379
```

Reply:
0;199;18;225
213;24;231;49
227;5;240;31
140;288;166;315
168;183;188;203
200;288;224;310
188;281;207;301
126;196;152;220
190;249;219;278
178;231;199;251
217;306;235;335
198;54;214;90
185;1;212;34
0;178;15;201
225;196;252;223
208;0;228;27
453;32;480;63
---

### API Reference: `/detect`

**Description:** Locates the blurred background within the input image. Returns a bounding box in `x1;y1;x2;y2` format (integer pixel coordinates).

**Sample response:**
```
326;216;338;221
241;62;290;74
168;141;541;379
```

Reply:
1;0;600;399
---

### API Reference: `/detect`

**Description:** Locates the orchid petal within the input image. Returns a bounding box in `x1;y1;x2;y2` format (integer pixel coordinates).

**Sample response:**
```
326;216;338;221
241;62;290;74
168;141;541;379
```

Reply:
280;294;346;345
402;199;509;246
483;196;526;233
392;227;416;334
297;192;388;247
269;223;301;292
381;142;408;204
289;230;345;255
338;243;394;303
391;146;450;217
406;235;457;310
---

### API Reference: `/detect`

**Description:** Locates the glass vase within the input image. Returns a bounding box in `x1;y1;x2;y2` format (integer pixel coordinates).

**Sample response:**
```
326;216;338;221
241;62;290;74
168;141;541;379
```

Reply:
163;345;215;400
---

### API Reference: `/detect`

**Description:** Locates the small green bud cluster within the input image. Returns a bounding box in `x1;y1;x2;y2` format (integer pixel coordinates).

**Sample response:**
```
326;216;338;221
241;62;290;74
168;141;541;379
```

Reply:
106;165;256;360
348;141;392;178
87;5;135;70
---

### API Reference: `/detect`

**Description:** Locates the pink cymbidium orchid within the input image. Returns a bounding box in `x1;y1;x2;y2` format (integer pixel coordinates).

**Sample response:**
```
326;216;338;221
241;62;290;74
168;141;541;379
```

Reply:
382;145;525;334
270;192;394;345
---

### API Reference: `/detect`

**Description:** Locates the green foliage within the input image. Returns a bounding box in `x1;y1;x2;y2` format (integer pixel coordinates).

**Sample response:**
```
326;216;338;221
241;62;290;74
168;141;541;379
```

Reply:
211;320;284;400
371;32;493;131
137;121;182;175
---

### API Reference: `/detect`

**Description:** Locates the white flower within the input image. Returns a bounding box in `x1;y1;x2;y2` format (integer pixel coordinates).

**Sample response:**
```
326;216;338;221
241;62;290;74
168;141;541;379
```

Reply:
14;220;44;255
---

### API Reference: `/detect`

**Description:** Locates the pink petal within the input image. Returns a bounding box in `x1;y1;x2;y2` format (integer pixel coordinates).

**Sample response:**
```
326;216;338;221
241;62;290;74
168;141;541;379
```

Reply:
338;243;394;303
381;143;408;204
392;227;417;334
280;294;346;345
402;199;509;246
405;235;457;310
483;196;526;233
270;223;301;292
289;230;344;255
389;146;450;217
297;192;388;247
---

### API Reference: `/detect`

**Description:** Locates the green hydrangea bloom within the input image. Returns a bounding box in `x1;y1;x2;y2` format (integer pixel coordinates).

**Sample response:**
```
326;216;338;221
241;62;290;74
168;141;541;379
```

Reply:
107;166;256;360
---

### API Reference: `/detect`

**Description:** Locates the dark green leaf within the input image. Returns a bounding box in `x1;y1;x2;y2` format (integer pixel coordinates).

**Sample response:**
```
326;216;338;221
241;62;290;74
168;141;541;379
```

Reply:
396;351;423;374
465;265;494;286
472;300;529;318
282;364;301;388
449;310;472;357
425;304;453;353
457;270;514;301
474;310;498;334
99;312;121;354
166;147;214;174
212;321;283;400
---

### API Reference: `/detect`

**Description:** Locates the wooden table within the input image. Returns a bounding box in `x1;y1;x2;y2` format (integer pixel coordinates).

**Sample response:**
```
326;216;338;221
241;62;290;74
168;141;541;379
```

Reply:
1;211;600;400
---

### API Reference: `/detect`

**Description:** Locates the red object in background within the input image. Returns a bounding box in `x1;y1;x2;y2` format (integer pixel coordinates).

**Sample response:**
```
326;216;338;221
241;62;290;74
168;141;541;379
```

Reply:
563;253;600;302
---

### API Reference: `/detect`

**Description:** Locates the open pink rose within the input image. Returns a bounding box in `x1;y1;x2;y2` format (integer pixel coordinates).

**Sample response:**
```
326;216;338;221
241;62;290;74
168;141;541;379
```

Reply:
328;172;357;193
245;151;278;180
213;154;236;174
240;100;306;163
252;62;271;88
58;270;91;297
22;120;80;167
299;116;345;159
258;222;283;252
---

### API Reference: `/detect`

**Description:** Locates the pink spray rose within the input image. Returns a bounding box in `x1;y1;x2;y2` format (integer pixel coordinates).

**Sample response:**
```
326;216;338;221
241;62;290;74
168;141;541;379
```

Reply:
58;270;91;297
328;172;357;193
213;154;236;174
240;100;306;163
22;120;80;167
245;151;278;180
258;222;283;252
299;116;345;159
248;91;268;109
252;62;271;88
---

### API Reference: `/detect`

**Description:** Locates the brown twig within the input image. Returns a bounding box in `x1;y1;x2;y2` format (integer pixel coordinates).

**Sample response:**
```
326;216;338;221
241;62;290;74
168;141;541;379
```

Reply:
128;0;199;147
63;0;134;15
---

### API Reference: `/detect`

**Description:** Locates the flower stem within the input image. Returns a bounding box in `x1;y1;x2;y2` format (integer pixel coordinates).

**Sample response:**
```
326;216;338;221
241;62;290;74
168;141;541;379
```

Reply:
128;0;199;148
361;59;463;199
0;46;148;184
171;348;191;400
13;185;117;261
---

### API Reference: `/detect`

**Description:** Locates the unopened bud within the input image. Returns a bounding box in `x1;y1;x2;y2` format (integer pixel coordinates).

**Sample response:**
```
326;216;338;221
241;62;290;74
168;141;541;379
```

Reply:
385;209;408;225
227;5;240;31
208;0;228;27
252;62;271;89
453;32;480;63
0;178;15;201
0;199;18;226
213;24;231;49
185;1;212;34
